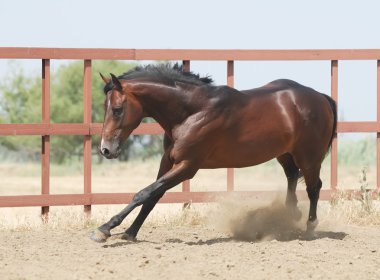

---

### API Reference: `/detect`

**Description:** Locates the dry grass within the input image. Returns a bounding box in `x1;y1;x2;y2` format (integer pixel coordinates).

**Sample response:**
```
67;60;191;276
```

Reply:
0;161;380;233
329;167;380;226
329;191;380;226
0;204;211;232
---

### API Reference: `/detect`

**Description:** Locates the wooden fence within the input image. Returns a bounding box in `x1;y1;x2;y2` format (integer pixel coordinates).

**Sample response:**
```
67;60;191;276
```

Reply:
0;48;380;216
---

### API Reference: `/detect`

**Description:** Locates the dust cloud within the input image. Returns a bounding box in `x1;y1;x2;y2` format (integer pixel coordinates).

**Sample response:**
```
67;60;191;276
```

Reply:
210;194;306;242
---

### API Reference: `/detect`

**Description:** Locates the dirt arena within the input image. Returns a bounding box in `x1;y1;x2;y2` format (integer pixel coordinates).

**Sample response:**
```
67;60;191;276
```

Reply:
0;198;379;280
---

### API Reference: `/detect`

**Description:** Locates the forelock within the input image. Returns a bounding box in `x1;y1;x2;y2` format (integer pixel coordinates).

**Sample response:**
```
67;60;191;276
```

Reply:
103;82;113;95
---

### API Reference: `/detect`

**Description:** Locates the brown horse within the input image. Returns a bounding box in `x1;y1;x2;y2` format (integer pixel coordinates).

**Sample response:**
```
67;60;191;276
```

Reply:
90;64;337;243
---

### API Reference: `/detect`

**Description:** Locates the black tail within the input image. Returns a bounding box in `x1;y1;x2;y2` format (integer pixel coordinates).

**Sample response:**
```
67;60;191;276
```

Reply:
322;94;337;150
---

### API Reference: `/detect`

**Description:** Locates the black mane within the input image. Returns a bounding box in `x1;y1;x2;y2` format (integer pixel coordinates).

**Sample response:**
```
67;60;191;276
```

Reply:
103;63;213;94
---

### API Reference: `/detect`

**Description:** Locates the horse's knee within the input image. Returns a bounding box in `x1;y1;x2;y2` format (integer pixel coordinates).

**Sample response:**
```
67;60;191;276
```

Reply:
132;191;146;205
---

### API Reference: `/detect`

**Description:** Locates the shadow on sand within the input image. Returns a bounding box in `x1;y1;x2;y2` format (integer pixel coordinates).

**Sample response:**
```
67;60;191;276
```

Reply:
163;230;347;246
103;229;347;248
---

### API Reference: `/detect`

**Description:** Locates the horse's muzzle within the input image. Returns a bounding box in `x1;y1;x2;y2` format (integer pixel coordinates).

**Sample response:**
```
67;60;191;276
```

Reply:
99;146;121;159
99;140;121;159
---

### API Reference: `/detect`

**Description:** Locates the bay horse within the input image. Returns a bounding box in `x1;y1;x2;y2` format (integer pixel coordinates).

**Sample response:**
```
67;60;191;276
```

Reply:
90;64;337;243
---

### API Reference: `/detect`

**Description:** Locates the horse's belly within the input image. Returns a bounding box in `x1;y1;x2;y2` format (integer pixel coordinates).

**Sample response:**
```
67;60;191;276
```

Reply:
201;140;287;169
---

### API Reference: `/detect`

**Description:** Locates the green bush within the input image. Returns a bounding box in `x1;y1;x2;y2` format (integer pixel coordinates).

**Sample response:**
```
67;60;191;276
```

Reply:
338;137;375;167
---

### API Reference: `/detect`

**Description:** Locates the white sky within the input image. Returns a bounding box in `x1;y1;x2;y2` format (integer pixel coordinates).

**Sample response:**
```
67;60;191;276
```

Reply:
1;0;380;125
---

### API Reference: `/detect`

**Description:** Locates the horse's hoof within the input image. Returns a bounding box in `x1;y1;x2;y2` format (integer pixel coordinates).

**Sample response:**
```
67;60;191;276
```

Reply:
304;219;319;240
307;219;319;232
121;233;137;242
305;228;318;240
90;228;111;243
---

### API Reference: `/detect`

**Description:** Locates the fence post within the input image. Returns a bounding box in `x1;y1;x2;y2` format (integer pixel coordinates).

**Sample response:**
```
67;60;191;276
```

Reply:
181;60;191;192
377;60;380;190
83;60;92;215
330;60;338;190
41;59;50;220
227;60;235;191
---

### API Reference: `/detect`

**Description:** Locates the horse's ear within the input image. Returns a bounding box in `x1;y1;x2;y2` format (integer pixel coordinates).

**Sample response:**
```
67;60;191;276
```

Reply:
110;73;122;91
175;81;197;91
99;72;110;84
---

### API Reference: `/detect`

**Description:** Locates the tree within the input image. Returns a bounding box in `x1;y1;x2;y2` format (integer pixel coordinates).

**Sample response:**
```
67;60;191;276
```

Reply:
0;60;163;163
0;65;41;156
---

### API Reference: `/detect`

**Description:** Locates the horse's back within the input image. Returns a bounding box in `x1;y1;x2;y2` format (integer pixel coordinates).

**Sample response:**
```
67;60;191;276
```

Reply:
241;79;316;95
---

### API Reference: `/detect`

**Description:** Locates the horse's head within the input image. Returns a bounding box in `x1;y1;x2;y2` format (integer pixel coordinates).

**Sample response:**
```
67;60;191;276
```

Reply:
99;73;144;159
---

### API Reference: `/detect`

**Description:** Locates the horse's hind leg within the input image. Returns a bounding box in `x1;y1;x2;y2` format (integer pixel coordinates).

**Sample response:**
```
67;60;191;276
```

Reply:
277;153;302;220
300;165;322;236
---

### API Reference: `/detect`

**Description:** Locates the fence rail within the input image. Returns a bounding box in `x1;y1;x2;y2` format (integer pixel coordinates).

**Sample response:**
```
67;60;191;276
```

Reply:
3;48;380;60
0;47;379;216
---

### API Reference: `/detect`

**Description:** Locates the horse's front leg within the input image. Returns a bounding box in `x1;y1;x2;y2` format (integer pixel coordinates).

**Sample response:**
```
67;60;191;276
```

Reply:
121;147;174;241
90;160;198;243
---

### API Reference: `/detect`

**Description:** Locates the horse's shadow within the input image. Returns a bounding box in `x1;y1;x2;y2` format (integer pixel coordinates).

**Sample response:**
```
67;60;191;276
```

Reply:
102;239;159;248
166;237;235;246
165;230;348;245
305;230;348;241
102;230;347;248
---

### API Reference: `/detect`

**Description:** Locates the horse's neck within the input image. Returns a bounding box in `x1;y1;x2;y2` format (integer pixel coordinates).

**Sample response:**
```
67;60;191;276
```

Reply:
135;83;191;133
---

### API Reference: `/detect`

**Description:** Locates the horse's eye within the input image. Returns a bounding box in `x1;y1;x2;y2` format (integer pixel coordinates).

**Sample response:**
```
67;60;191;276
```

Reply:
112;107;123;118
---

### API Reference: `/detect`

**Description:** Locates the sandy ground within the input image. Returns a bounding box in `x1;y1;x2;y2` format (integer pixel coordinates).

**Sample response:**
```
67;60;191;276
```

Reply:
0;200;379;280
0;224;379;280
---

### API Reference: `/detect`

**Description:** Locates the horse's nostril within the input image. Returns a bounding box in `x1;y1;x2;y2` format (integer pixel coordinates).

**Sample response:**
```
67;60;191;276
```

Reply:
102;148;110;156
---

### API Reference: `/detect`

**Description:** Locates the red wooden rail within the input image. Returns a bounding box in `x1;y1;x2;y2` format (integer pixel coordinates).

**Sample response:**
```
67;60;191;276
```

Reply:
0;48;380;216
